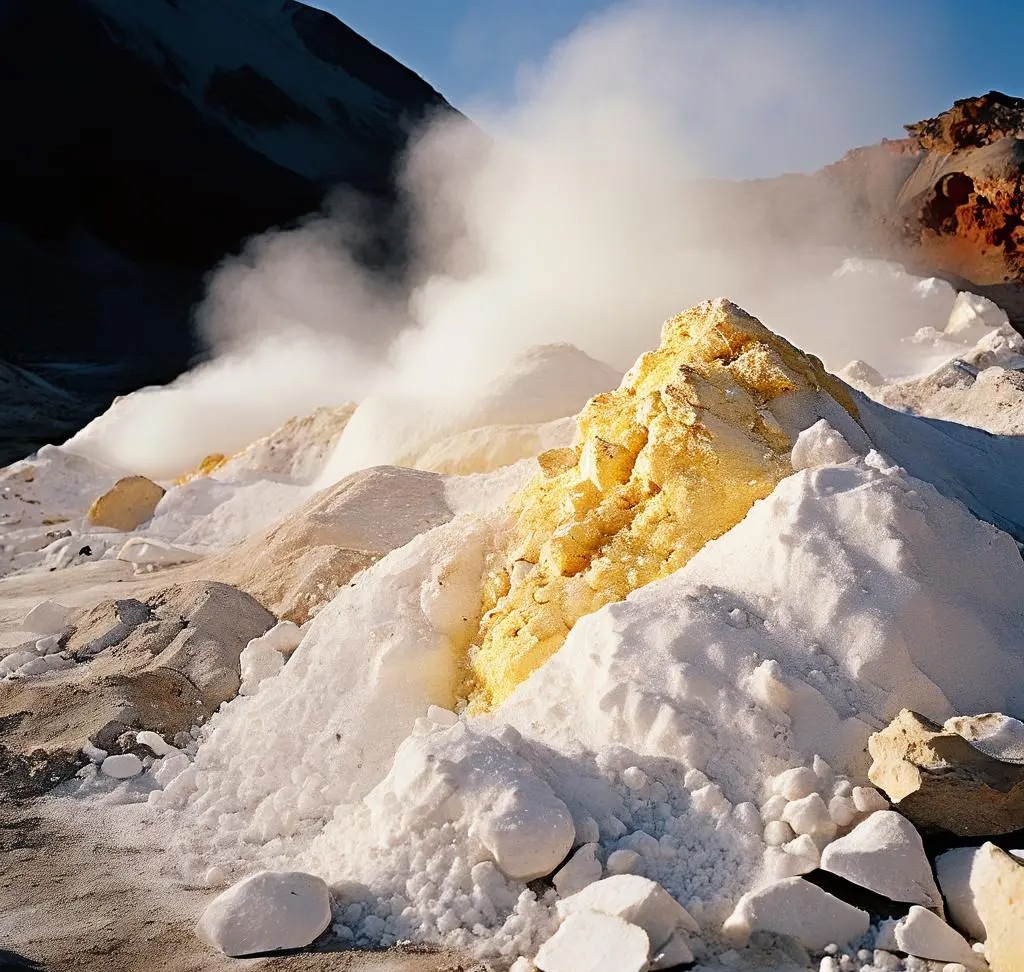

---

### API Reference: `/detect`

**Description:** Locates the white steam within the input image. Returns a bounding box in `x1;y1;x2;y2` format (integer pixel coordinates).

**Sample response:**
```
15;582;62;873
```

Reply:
66;1;964;481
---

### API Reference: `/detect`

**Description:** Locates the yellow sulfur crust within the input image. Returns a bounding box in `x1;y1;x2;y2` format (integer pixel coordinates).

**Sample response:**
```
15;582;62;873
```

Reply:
465;299;858;709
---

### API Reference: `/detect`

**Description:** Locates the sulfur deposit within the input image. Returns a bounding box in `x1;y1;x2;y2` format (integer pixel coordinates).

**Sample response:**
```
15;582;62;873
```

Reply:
467;298;860;707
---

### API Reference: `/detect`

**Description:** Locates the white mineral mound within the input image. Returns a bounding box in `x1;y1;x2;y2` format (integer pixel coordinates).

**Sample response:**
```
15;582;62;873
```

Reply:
155;304;1024;968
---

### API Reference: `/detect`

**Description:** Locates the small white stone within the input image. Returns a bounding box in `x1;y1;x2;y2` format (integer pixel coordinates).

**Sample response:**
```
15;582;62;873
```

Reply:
622;766;649;791
894;906;983;969
196;871;331;957
772;766;820;801
782;792;836;839
509;959;535;972
819;811;941;908
81;742;107;764
135;730;178;757
557;874;700;945
606;849;641;875
153;752;191;788
732;802;761;833
764;820;795;846
783;834;821;874
851;785;888;814
761;794;790;822
828;796;858;828
553;844;602;898
534;912;649;972
813;755;834;787
100;754;143;779
723;877;869;950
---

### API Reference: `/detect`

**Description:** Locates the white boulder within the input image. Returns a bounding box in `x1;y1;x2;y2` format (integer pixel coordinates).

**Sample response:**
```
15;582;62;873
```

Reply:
935;846;986;942
534;911;649;972
891;905;984;969
195;871;331;957
556;874;698;950
819;810;941;908
723;877;869;950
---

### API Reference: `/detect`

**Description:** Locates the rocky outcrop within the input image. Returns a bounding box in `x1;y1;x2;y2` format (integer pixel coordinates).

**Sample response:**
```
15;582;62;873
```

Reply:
0;581;274;797
466;298;861;708
86;475;165;531
0;0;459;461
867;708;1024;836
826;92;1024;318
906;91;1024;153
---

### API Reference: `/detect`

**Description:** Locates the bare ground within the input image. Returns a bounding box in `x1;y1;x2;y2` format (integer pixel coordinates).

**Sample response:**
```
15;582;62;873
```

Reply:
0;800;479;972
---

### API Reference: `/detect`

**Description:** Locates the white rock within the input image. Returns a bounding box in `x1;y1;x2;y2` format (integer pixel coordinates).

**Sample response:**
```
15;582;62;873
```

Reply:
651;928;694;969
893;906;983;969
553;843;602;898
100;754;143;779
723;877;869;950
535;911;649;972
772;766;820;801
557;874;699;948
782;792;836;839
782;834;821;874
622;766;649;790
764;820;795;846
81;742;107;764
152;752;192;788
195;871;331;957
828;795;858;828
819;811;941;908
606;849;641;875
935;847;986;942
509;959;535;972
791;421;858;471
851;786;888;813
135;730;178;757
763;846;814;881
22;599;71;635
761;795;790;822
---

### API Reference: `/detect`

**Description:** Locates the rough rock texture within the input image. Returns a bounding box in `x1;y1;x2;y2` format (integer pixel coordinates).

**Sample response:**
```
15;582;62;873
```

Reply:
188;465;453;623
0;581;274;797
972;843;1024;972
86;475;166;531
466;298;860;707
906;91;1024;153
825;92;1024;320
868;708;1024;836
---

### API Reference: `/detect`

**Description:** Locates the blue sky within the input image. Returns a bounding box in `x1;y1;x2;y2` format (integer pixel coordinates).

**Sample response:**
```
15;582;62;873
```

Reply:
312;1;1024;172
